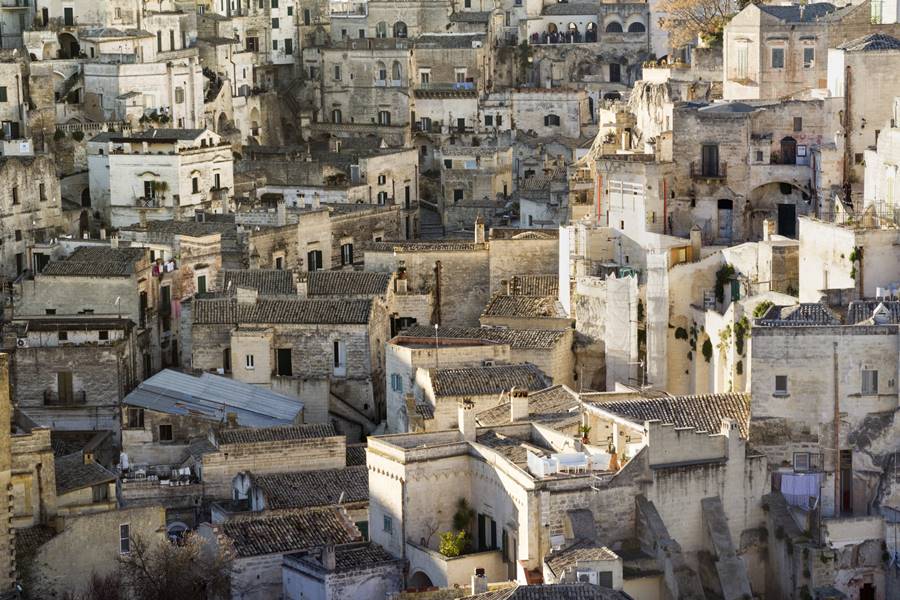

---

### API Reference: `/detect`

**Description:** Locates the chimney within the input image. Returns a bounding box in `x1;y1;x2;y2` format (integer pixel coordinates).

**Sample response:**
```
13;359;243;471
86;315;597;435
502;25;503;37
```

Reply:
322;544;336;570
110;236;119;249
510;387;529;422
474;215;485;244
296;273;308;297
276;200;287;226
458;398;476;442
689;225;701;262
762;218;775;241
235;286;258;305
395;265;408;293
471;568;488;594
226;412;238;428
99;228;106;240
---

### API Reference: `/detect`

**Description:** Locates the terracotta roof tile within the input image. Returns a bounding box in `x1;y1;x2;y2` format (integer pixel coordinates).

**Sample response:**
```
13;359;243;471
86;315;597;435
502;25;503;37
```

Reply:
54;452;117;495
306;271;392;296
223;270;295;296
476;385;579;428
216;424;336;445
482;294;567;319
431;364;550;397
400;325;568;350
193;298;372;324
221;508;361;557
253;466;368;510
586;393;750;438
545;540;619;578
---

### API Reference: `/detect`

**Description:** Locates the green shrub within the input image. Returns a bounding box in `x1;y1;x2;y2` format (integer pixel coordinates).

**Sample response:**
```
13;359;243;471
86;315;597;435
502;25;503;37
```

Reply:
439;531;468;557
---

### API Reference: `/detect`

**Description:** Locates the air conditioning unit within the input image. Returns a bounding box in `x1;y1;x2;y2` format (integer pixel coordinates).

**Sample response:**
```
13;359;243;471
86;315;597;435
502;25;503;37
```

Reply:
482;359;495;367
577;570;598;585
16;338;28;348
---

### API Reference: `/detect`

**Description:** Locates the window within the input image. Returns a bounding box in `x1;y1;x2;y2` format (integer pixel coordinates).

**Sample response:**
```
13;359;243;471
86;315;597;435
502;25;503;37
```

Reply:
169;30;175;51
378;110;391;125
485;115;494;127
126;408;144;429
455;68;466;83
303;8;311;24
120;524;131;554
333;339;347;374
331;109;342;124
271;0;278;7
735;44;749;79
275;255;284;270
14;230;21;242
609;63;621;83
377;191;388;204
0;87;8;103
803;47;815;68
192;176;199;193
453;188;464;203
774;375;788;396
273;39;278;51
197;274;207;294
419;70;430;85
390;373;403;392
341;242;354;265
158;424;173;442
771;47;785;69
377;174;387;185
793;117;803;132
99;330;109;341
376;61;387;82
701;144;720;177
307;249;323;271
245;354;255;369
755;150;764;162
544;114;560;126
284;38;293;54
497;115;503;126
376;22;387;38
272;17;279;28
276;348;293;376
91;485;109;503
862;369;878;395
334;65;342;80
383;515;393;533
39;183;46;202
287;4;292;14
58;331;68;341
11;186;18;205
464;0;471;6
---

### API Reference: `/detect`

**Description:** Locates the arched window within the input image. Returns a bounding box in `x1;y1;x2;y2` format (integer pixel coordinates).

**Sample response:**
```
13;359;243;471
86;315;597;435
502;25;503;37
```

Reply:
391;60;402;82
332;109;342;124
376;61;387;82
605;21;623;32
393;21;407;38
586;22;597;42
544;114;561;126
376;22;387;38
627;21;646;32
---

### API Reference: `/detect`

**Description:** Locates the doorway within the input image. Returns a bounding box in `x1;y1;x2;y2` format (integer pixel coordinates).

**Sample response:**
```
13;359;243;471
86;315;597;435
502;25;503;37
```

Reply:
777;203;797;237
717;199;733;241
780;136;797;165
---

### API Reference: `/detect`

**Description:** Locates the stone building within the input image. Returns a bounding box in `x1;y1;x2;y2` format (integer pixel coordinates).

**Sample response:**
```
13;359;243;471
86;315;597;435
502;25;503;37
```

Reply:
282;542;405;600
0;355;15;597
87;128;234;228
2;316;139;433
0;155;69;280
199;507;363;600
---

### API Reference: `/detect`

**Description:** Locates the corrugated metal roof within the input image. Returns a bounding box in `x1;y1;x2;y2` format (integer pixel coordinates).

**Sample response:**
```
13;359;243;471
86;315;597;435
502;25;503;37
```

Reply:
123;369;303;426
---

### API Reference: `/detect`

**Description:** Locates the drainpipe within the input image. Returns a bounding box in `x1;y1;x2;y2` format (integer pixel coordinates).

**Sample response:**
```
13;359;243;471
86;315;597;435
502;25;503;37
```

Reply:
833;341;840;517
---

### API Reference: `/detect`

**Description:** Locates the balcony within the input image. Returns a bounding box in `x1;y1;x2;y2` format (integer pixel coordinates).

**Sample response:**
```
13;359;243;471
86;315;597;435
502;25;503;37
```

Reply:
405;540;507;589
44;390;87;406
329;0;367;17
690;161;727;181
136;196;163;208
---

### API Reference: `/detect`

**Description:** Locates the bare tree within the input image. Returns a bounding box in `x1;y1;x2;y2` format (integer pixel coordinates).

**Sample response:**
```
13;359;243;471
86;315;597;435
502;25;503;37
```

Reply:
117;533;233;600
659;0;735;49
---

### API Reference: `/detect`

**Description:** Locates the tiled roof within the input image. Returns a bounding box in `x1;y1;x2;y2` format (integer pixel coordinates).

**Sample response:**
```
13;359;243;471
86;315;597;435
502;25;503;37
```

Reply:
462;583;630;600
587;393;750;438
475;429;542;464
42;246;145;277
346;444;367;466
839;32;900;51
306;271;392;296
432;364;550;398
505;275;559;296
14;525;57;567
545;540;619;578
847;300;900;325
221;508;361;557
288;541;401;573
415;403;435;419
223;270;296;296
54;452;117;495
477;385;579;428
121;219;236;238
193;298;372;324
414;88;479;99
542;2;601;15
482;294;568;319
399;325;568;350
758;2;837;22
216;424;336;445
756;303;840;327
449;10;490;22
363;240;480;252
253;466;368;510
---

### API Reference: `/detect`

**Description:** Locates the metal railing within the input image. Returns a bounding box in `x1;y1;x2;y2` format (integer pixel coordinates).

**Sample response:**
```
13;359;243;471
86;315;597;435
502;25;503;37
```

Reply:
690;161;727;180
44;389;87;405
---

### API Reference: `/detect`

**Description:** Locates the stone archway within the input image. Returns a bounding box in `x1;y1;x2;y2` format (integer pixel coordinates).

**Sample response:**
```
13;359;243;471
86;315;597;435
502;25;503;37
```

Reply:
408;571;434;590
58;32;79;58
745;181;809;240
217;112;229;133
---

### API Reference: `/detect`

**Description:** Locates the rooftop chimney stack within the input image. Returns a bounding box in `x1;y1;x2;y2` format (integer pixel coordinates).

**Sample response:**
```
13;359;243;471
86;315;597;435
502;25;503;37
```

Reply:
689;225;701;262
226;412;238;428
474;216;485;245
295;273;308;297
510;387;529;422
471;568;488;594
458;398;476;442
322;544;336;570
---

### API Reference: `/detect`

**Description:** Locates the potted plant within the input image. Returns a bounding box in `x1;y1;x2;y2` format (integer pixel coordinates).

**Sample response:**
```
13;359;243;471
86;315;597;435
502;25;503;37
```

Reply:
578;424;592;444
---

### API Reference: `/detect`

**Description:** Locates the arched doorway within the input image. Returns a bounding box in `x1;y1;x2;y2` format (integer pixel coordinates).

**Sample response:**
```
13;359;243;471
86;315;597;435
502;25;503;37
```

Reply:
393;21;407;38
408;571;433;590
79;210;89;237
746;182;808;239
58;33;79;58
217;112;229;133
780;136;797;165
81;188;91;208
717;198;733;242
586;22;597;42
